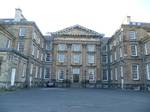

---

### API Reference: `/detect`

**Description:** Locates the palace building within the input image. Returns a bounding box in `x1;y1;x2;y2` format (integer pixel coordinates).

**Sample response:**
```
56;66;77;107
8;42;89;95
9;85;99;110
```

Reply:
0;9;150;91
51;25;103;86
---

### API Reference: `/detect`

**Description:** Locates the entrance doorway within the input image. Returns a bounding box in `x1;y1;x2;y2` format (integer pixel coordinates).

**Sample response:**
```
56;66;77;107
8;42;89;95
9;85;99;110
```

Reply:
73;74;79;83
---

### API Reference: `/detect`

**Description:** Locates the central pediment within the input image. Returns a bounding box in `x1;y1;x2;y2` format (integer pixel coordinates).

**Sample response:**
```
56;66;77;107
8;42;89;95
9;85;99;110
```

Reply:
51;24;103;37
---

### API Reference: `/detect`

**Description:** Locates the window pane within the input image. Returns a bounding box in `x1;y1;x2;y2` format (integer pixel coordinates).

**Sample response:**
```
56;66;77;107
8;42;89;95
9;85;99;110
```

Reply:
88;54;94;64
131;45;137;56
73;54;80;63
103;69;108;81
72;68;80;74
132;64;139;80
72;44;81;51
129;31;136;40
87;45;95;52
58;44;66;51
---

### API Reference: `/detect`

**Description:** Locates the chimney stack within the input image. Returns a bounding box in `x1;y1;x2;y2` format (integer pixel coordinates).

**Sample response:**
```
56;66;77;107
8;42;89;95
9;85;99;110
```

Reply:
14;8;26;22
127;16;131;24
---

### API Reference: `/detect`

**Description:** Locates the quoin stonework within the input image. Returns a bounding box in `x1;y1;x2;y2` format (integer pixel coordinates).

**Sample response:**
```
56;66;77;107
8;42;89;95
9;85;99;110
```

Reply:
0;9;150;91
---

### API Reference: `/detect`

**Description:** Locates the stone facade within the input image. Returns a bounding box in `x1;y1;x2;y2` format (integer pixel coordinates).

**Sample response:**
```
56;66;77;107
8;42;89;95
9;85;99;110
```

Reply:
51;25;103;87
108;22;150;90
0;9;51;88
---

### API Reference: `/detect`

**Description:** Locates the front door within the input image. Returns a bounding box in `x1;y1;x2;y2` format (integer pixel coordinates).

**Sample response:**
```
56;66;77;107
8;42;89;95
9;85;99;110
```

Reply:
73;74;79;83
11;68;16;86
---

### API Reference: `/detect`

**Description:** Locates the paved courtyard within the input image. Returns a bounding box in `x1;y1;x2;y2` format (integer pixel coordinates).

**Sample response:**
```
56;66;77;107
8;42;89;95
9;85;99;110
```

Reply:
0;88;150;112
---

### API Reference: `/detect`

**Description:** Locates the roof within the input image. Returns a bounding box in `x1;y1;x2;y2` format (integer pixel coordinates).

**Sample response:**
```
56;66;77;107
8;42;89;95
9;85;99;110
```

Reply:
0;18;44;38
51;24;104;37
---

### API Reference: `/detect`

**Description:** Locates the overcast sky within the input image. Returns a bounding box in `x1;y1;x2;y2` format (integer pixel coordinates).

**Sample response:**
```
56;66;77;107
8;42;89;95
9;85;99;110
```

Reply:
0;0;150;36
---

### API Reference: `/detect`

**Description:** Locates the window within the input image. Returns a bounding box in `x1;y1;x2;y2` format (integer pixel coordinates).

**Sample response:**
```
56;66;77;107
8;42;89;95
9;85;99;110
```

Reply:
44;68;50;79
19;28;27;37
119;33;122;42
32;44;35;56
39;67;42;79
17;40;24;52
102;55;107;63
110;44;113;50
146;63;150;80
72;44;81;52
132;64;139;80
129;31;136;40
102;45;107;52
72;54;81;63
103;69;108;81
110;54;112;63
88;69;96;82
46;43;52;50
114;51;117;60
144;43;148;55
72;68;80;74
87;45;95;52
115;68;118;80
110;69;113;80
22;63;26;77
35;66;38;78
131;45;137;56
119;47;123;57
6;39;10;48
30;64;33;74
45;53;51;62
33;31;37;40
120;66;123;78
87;54;94;64
58;44;66;51
58;53;65;62
37;49;39;58
58;69;64;80
41;53;43;61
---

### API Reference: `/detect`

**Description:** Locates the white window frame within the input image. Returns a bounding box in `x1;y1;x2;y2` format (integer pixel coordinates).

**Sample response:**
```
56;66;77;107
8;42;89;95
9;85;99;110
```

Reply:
37;49;39;58
146;63;150;80
120;66;123;77
110;54;112;63
132;64;139;80
115;68;118;80
87;45;95;52
35;66;38;78
119;47;123;58
19;28;26;37
110;69;113;80
44;68;50;79
22;63;26;77
87;54;95;64
58;69;65;81
45;53;51;62
30;64;33;74
129;31;136;40
72;54;81;64
58;53;65;63
32;44;35;56
41;53;43;61
72;68;80;74
39;67;42;79
6;39;11;48
58;44;66;51
144;43;148;55
131;45;137;56
72;44;81;52
114;51;117;60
